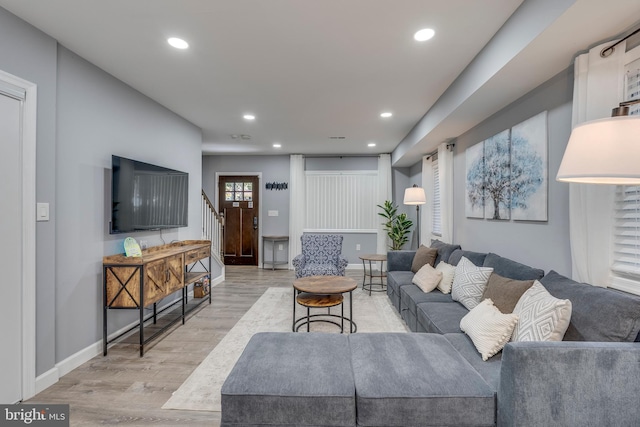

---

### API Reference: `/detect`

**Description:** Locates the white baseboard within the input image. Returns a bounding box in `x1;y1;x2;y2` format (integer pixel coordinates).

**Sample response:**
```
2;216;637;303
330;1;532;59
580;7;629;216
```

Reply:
35;367;59;395
33;276;225;395
210;267;225;288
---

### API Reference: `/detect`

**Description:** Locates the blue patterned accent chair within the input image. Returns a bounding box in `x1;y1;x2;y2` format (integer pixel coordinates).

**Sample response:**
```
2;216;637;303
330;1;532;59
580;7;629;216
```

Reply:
292;234;348;278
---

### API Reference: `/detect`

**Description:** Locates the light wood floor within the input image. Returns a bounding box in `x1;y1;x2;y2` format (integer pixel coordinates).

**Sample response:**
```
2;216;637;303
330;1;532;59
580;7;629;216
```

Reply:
26;266;366;426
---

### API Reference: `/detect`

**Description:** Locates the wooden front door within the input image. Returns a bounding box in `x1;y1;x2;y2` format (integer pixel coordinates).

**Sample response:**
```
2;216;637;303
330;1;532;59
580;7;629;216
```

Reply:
219;176;259;265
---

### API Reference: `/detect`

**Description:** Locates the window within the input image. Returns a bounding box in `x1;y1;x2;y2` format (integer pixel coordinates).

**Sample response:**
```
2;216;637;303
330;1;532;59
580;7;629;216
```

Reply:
432;158;442;236
611;186;640;294
610;47;640;295
224;181;253;201
304;171;378;231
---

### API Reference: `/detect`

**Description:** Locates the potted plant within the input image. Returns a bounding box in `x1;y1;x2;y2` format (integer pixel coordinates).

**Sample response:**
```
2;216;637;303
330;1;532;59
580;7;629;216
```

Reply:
377;200;413;250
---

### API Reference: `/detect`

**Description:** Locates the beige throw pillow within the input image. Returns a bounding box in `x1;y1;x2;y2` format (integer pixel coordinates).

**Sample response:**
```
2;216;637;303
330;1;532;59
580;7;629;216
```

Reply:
411;245;438;273
451;257;493;310
460;298;519;361
435;262;456;294
412;264;443;293
481;273;534;314
511;281;572;342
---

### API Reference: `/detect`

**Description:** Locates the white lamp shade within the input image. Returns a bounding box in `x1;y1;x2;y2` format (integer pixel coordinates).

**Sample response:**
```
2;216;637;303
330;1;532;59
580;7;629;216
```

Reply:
404;186;426;205
557;116;640;184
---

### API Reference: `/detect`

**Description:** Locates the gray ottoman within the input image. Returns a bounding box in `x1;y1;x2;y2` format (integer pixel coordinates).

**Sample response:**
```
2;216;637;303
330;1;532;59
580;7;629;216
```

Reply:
349;333;495;427
221;332;356;427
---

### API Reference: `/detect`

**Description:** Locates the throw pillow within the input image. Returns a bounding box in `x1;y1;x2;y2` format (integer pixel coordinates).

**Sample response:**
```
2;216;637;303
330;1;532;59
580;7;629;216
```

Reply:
411;245;438;273
481;273;534;314
435;261;456;294
460;299;519;361
451;256;493;310
412;264;443;293
511;281;572;342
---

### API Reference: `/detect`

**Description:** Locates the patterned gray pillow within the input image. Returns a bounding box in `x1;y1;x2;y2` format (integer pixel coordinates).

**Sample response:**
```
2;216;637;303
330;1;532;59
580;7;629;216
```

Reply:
451;256;493;310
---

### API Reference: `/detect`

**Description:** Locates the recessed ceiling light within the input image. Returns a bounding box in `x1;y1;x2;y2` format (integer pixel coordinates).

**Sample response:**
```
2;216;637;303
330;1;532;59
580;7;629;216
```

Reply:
414;28;435;42
368;142;377;147
273;143;282;148
167;37;189;49
380;112;393;118
243;114;255;121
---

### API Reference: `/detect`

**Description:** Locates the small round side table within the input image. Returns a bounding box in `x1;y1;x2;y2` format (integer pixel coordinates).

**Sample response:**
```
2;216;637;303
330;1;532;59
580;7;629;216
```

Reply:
359;254;387;295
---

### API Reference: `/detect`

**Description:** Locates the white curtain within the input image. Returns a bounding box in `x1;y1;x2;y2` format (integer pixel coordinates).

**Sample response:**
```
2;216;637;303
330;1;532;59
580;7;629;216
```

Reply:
289;154;306;267
568;41;626;286
421;156;434;245
437;143;454;243
376;154;392;254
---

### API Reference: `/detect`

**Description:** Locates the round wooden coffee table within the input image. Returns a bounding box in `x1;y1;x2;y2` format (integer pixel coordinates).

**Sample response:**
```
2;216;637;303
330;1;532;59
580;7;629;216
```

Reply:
292;276;358;333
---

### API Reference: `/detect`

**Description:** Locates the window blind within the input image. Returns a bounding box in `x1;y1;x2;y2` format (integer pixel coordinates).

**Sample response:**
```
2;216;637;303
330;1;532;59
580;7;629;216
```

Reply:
432;159;442;236
305;171;378;231
612;185;640;277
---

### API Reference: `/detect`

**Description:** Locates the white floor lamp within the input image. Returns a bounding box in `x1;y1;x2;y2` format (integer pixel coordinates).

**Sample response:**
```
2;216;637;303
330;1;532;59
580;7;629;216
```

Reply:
404;184;426;248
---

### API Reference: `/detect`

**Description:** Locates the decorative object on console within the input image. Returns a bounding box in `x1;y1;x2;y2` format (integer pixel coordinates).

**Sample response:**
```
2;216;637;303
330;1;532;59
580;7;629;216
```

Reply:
403;185;426;246
123;237;142;257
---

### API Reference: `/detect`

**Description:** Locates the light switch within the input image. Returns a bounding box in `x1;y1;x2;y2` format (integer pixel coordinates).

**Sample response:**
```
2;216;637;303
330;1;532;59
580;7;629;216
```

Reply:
268;210;279;217
37;202;49;221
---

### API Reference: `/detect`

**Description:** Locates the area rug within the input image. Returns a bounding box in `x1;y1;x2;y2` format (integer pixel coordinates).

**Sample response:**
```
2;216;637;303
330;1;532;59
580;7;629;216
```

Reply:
162;286;407;412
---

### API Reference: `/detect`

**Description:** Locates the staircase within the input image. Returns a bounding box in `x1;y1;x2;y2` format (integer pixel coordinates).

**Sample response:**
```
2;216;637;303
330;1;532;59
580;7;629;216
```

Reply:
202;190;225;283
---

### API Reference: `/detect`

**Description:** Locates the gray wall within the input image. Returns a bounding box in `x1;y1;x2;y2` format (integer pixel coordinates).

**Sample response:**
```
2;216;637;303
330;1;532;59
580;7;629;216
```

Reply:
202;155;381;265
202;155;291;265
452;67;573;275
56;47;203;362
0;7;58;377
0;6;204;375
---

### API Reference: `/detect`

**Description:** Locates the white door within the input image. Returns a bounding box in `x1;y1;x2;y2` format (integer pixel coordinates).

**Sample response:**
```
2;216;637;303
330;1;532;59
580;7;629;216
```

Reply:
0;88;24;404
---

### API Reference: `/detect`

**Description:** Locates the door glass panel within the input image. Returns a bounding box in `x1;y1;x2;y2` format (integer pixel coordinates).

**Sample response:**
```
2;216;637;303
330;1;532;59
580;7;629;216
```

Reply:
235;183;243;191
234;192;243;201
244;182;252;191
225;183;234;191
225;192;233;201
244;192;252;201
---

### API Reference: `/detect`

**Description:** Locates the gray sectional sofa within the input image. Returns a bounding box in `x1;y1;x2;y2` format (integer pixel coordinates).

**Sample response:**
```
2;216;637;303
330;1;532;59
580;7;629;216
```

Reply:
221;241;640;427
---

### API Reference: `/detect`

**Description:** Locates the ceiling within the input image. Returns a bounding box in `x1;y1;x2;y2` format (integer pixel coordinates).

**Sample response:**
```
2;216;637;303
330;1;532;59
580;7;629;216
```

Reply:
0;0;639;166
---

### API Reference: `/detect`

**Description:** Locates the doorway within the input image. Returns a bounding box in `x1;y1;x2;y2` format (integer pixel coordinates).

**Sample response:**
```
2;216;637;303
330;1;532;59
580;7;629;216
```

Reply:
219;175;259;265
0;70;36;403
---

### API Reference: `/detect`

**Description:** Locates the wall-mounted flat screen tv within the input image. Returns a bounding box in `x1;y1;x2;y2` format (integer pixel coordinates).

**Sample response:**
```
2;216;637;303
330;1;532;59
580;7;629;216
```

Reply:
110;155;189;234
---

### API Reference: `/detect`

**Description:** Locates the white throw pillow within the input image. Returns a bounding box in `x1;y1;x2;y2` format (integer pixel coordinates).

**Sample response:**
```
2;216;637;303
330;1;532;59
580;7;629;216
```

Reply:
511;281;572;342
435;262;456;294
460;298;519;361
412;264;443;293
451;257;493;310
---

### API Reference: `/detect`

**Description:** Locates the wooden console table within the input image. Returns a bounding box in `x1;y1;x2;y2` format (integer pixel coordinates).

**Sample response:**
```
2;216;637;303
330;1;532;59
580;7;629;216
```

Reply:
103;240;212;356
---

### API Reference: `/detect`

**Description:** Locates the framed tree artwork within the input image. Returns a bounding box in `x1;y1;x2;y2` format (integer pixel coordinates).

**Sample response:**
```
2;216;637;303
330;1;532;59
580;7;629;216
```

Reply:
465;141;485;218
510;111;548;221
483;129;511;220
